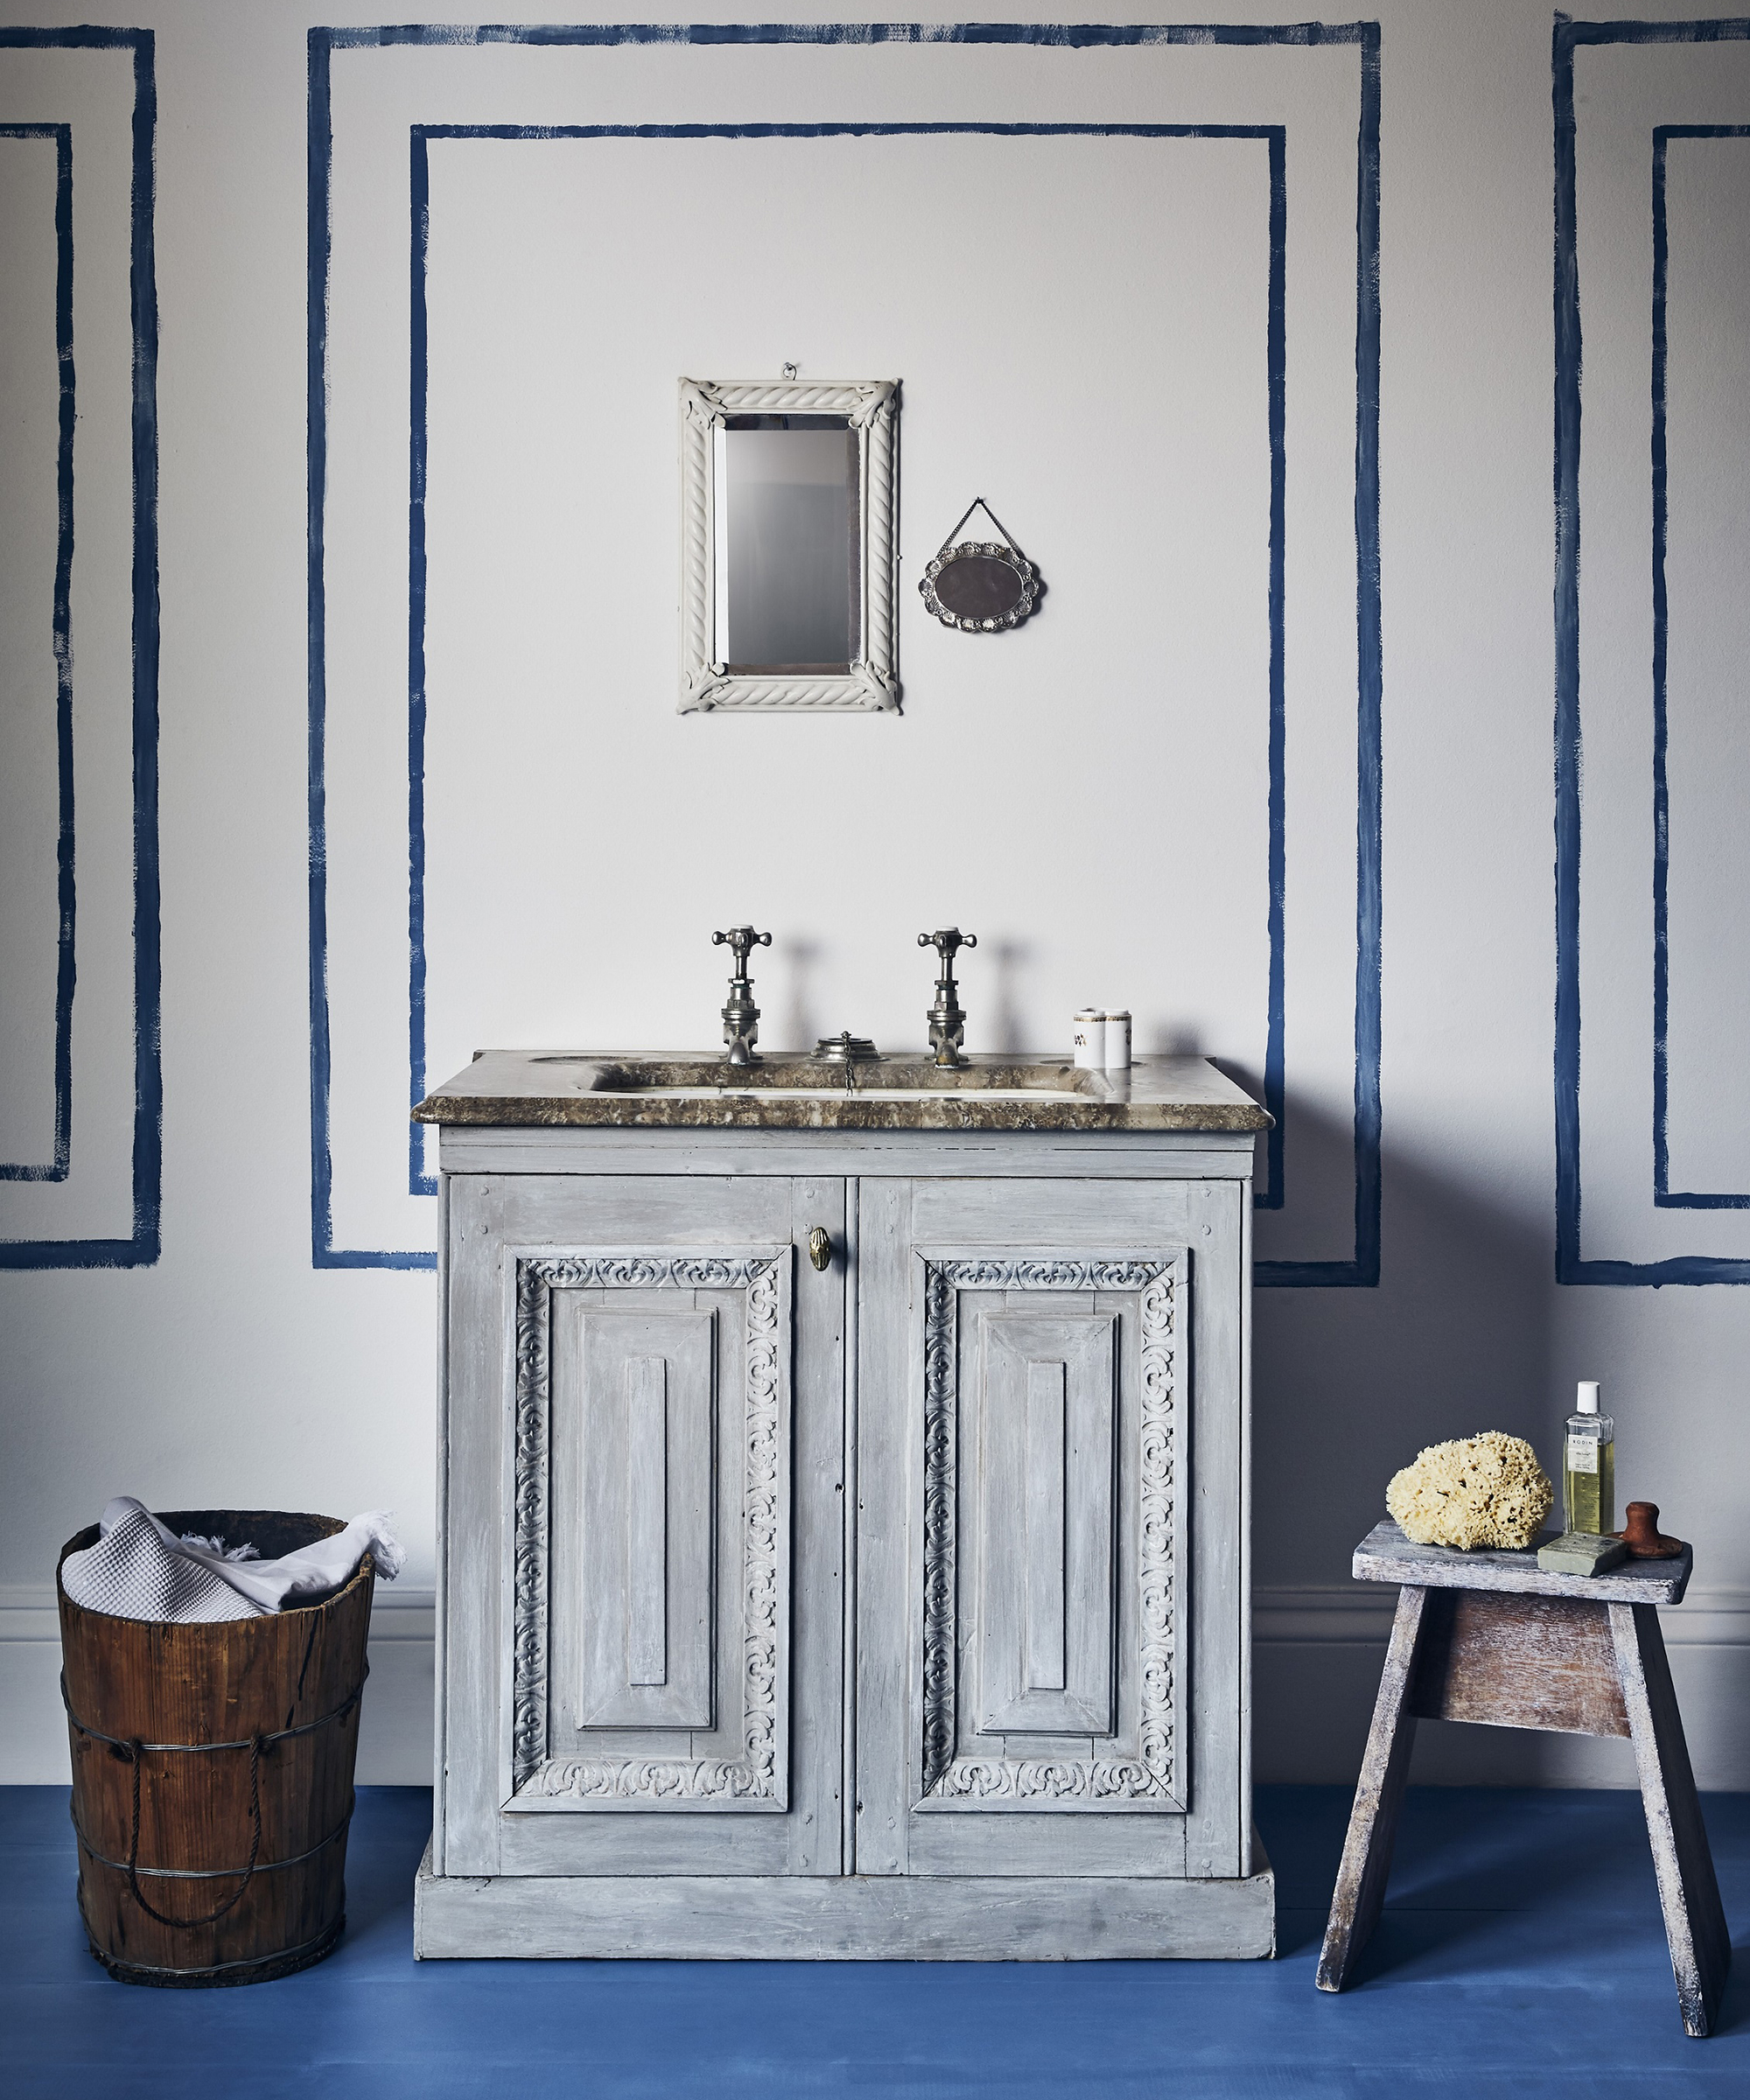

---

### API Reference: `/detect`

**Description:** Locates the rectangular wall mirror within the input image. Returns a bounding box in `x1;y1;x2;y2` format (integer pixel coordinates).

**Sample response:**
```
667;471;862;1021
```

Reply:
716;417;857;669
679;379;899;713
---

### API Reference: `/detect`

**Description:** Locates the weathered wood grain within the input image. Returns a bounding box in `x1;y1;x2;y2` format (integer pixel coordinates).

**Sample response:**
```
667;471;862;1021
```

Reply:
1187;1174;1250;1879
1409;1590;1629;1737
444;1174;836;1878
1316;1585;1427;1993
1611;1603;1732;2038
1321;1547;1729;2038
431;1113;1260;1956
413;1840;1277;1961
1354;1518;1691;1605
850;1176;912;1876
59;1512;372;1985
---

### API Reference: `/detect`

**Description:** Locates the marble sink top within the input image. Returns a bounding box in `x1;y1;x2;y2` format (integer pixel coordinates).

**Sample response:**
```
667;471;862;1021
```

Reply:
413;1051;1272;1134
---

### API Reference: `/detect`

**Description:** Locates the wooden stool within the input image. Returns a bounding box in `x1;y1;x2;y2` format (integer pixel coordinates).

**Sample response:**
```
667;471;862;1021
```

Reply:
1317;1519;1729;2036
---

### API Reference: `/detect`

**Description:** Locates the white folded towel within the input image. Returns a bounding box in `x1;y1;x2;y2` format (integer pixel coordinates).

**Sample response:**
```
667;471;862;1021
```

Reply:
60;1497;402;1623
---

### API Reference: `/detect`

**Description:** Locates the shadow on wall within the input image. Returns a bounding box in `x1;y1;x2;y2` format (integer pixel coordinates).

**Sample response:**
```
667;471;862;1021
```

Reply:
1246;1088;1641;1786
774;936;822;1051
983;940;1032;1055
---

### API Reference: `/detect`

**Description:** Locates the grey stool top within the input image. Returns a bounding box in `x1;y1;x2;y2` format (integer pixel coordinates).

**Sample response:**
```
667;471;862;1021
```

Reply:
1352;1517;1692;1605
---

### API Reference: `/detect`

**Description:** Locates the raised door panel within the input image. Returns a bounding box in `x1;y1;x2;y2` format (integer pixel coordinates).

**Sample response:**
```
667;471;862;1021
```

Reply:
854;1173;1247;1881
975;1314;1116;1739
440;1172;845;1879
522;1254;788;1814
567;1309;714;1730
914;1254;1185;1839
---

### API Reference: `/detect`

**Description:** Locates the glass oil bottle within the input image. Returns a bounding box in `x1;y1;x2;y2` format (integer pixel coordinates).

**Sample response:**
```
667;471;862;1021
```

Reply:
1564;1380;1615;1536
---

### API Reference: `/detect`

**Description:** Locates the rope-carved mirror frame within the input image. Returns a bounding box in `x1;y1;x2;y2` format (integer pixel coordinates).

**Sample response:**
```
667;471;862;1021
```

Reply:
677;378;900;714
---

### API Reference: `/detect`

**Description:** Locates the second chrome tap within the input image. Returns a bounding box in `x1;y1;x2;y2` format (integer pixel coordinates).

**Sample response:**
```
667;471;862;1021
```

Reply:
919;928;977;1067
712;926;771;1065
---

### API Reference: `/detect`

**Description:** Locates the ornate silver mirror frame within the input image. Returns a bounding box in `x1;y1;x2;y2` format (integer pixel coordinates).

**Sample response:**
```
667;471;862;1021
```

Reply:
678;378;900;714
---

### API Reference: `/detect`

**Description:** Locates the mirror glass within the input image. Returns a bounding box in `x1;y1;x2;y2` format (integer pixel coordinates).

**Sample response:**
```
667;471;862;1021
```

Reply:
714;416;858;669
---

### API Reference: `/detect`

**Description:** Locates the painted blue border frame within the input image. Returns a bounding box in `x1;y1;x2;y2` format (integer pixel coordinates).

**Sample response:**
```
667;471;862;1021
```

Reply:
0;122;75;1186
405;117;1287;1213
1650;121;1750;1211
1554;13;1750;1283
0;29;159;1270
310;22;1382;1286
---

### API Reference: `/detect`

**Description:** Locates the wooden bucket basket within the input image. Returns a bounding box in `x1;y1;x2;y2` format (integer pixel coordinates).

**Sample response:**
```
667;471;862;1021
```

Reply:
56;1510;374;1987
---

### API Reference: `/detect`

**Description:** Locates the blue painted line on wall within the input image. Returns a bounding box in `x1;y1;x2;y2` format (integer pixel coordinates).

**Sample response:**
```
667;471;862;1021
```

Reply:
1553;16;1750;1284
403;116;1288;1212
0;124;75;1187
312;21;1382;1282
308;26;335;1264
1651;124;1672;1211
0;29;160;1270
1260;125;1288;1219
408;126;434;1200
1356;17;1385;1290
1650;123;1750;1213
1256;18;1382;1288
332;21;1375;52
422;118;1271;134
125;29;164;1273
310;30;429;1268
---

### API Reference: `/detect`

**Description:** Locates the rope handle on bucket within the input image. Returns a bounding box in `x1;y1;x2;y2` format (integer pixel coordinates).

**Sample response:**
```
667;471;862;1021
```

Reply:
60;1670;367;1931
122;1730;263;1928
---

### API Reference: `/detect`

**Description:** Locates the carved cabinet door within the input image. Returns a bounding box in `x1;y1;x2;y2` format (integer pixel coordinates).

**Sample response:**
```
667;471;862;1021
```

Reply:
851;1174;1248;1882
440;1171;847;1879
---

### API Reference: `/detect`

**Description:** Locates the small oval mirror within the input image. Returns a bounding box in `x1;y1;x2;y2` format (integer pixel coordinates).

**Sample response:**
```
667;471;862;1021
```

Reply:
920;541;1040;632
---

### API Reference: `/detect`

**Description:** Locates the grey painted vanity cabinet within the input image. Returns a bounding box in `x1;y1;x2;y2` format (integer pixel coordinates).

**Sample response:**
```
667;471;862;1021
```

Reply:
413;1054;1275;1959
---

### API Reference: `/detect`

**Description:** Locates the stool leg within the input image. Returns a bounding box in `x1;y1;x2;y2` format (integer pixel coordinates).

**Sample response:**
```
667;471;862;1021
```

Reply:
1609;1601;1732;2038
1317;1585;1429;1992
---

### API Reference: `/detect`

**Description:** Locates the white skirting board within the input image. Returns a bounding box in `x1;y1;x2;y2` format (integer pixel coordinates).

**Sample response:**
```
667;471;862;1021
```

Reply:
413;1838;1277;1961
4;1586;1747;1788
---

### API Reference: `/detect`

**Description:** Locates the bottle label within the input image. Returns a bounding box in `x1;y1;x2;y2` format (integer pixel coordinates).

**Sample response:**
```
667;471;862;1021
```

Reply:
1567;1433;1599;1474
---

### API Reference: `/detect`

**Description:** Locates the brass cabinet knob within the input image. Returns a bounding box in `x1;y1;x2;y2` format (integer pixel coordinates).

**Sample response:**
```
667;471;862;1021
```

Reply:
808;1226;832;1272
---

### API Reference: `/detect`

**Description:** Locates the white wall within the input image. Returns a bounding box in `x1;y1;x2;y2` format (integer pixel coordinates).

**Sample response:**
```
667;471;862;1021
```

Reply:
2;0;1747;1791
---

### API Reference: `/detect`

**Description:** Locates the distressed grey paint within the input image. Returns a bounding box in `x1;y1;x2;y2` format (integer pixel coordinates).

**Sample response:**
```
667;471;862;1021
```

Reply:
976;1315;1116;1736
430;1121;1256;1951
568;1312;713;1728
415;1840;1276;1960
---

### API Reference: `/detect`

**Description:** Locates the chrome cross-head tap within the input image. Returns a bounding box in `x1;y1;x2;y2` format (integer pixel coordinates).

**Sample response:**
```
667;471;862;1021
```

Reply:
712;926;771;1066
919;928;977;1068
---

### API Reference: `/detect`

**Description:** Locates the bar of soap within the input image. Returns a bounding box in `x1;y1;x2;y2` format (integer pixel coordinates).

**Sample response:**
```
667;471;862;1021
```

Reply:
1536;1531;1628;1577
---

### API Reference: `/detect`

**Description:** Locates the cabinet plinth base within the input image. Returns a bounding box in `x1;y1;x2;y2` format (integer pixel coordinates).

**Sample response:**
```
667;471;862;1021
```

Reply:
414;1839;1276;1961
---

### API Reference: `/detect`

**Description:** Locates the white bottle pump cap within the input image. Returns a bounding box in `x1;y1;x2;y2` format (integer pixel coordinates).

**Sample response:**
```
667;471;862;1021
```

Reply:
1576;1380;1601;1414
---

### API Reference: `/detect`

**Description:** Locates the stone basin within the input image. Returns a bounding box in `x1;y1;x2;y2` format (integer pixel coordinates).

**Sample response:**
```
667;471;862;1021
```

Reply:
412;1051;1272;1134
575;1055;1099;1100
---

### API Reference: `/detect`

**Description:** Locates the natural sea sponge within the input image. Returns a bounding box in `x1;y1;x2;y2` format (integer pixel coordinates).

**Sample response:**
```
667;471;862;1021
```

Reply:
1385;1431;1554;1550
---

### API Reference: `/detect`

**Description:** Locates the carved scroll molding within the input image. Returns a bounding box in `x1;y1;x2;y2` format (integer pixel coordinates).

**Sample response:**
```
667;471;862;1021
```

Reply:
677;377;900;714
508;1249;788;1810
917;1254;1182;1811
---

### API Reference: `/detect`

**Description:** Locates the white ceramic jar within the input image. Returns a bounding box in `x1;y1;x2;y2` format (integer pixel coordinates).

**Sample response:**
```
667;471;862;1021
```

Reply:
1072;1011;1103;1068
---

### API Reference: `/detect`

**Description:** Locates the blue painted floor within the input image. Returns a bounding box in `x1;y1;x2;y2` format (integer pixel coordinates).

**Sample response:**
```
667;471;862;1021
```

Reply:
5;1783;1749;2097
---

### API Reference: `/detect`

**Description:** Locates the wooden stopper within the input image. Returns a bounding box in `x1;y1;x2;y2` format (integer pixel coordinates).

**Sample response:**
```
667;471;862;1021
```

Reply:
1620;1501;1684;1559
